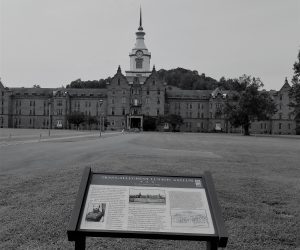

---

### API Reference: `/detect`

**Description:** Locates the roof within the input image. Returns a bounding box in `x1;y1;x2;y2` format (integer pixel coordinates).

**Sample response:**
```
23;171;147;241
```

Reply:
9;87;107;97
166;86;212;99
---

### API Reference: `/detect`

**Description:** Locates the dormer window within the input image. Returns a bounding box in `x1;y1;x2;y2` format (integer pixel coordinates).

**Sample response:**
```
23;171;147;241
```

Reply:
136;58;143;69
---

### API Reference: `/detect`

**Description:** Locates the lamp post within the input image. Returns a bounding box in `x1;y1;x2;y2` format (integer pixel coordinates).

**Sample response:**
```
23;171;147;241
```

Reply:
99;99;103;137
48;99;51;136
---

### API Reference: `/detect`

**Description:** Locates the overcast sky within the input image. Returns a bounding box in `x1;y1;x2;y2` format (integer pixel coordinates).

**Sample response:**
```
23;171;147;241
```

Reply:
1;0;299;90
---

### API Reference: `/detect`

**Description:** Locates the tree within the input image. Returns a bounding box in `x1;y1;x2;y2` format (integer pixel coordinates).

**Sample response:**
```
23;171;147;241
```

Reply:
143;116;157;131
158;114;183;132
224;75;277;135
67;112;85;129
289;50;300;134
85;115;98;130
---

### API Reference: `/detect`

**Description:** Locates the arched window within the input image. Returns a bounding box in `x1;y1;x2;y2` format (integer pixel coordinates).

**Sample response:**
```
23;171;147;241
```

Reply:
136;58;143;69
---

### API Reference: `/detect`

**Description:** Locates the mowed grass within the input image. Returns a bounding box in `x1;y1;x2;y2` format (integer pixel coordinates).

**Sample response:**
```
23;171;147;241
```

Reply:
0;131;299;249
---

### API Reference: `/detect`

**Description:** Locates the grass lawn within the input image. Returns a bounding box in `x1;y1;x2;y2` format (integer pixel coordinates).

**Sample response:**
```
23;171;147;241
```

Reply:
0;131;299;249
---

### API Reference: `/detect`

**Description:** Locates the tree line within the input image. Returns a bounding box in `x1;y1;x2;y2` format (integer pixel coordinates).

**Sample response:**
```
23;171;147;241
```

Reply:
66;68;246;91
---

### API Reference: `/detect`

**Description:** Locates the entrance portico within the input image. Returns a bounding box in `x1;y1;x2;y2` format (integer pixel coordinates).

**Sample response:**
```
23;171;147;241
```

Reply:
127;115;143;130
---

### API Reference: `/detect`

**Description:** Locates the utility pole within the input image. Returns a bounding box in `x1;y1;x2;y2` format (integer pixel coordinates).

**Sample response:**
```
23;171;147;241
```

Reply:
48;99;51;136
99;100;103;137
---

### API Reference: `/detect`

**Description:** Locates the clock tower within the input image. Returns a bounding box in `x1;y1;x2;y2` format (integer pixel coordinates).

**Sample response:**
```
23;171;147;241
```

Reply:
125;7;152;78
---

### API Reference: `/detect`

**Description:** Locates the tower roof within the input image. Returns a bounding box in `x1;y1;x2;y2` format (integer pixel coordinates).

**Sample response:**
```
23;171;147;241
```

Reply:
280;77;291;91
133;6;147;50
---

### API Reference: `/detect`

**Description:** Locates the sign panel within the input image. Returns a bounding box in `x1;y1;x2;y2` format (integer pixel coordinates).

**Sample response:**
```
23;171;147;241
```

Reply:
67;168;228;250
79;174;215;235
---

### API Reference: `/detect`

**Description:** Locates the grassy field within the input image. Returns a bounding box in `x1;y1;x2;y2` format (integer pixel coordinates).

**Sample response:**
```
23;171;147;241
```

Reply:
0;130;299;249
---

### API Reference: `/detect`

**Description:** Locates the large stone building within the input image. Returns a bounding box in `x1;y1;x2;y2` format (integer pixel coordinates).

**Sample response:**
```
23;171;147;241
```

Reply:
0;11;296;135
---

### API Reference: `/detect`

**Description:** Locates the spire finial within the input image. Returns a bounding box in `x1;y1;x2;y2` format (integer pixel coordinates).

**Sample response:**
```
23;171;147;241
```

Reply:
138;6;143;31
117;65;121;73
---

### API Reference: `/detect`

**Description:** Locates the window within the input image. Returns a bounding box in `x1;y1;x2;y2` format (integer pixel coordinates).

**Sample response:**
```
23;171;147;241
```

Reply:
157;89;160;95
279;104;282;110
201;113;204;118
146;97;149;104
111;107;115;116
122;97;126;104
152;80;155;86
279;123;282;129
157;109;160;115
136;58;143;68
111;98;115;104
288;123;291;129
146;89;149;95
279;113;282;120
118;79;120;85
190;104;192;109
57;100;62;106
280;94;283;101
216;103;222;109
122;90;126;95
122;108;125;115
157;98;160;104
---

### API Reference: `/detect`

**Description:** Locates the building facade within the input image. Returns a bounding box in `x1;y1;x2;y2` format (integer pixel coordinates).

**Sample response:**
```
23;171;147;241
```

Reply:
0;12;296;135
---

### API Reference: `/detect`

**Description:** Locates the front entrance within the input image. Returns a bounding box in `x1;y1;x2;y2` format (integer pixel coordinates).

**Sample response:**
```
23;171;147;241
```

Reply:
127;115;143;130
131;118;141;128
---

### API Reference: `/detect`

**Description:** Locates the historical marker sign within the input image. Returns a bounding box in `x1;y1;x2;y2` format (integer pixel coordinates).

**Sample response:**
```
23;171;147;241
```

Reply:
67;168;228;250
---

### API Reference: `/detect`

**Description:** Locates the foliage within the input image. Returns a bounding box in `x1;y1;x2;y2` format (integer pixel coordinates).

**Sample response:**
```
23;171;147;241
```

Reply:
157;68;246;91
289;50;300;134
33;84;41;88
85;115;98;130
224;75;277;135
66;77;111;89
143;116;157;131
66;112;85;129
66;68;245;91
158;114;183;132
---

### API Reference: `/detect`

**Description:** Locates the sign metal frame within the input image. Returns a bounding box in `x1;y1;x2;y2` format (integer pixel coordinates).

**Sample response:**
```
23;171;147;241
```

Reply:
67;167;228;250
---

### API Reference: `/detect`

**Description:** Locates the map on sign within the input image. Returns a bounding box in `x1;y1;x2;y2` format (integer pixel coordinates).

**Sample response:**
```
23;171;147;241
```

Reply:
80;174;215;235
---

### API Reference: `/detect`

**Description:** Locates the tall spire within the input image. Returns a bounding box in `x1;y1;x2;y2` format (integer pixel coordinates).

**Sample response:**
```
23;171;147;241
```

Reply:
138;6;143;31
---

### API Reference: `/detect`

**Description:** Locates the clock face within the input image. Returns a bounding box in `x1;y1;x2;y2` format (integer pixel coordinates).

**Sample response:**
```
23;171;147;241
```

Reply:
136;50;143;58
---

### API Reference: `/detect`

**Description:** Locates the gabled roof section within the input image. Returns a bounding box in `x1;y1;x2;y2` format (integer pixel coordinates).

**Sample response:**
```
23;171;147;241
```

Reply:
280;77;291;91
0;79;4;89
108;66;129;85
211;87;227;98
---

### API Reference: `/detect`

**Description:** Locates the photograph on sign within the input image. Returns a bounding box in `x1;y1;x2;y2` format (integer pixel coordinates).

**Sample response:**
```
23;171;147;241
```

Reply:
129;189;166;205
80;176;215;235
